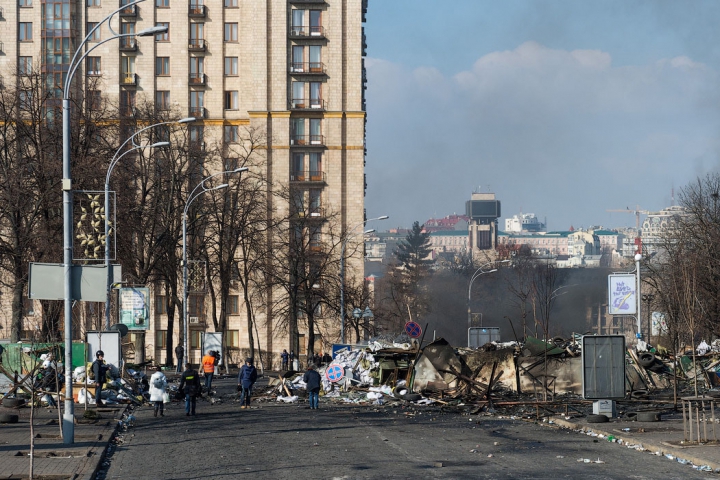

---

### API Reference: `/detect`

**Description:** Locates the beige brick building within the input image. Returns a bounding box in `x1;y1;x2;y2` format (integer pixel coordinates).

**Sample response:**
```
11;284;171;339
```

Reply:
0;0;368;367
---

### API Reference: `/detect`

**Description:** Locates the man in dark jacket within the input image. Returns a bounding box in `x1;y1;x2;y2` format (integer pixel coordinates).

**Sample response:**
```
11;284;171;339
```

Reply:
91;350;108;406
179;363;201;416
303;364;321;409
175;344;184;373
237;358;258;409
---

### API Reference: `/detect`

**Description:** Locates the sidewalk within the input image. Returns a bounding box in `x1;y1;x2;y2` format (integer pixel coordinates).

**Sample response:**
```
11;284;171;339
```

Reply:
553;404;720;472
0;402;122;480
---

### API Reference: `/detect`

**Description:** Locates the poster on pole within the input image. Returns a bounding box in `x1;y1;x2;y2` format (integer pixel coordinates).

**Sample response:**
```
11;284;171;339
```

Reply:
607;274;637;315
119;287;150;330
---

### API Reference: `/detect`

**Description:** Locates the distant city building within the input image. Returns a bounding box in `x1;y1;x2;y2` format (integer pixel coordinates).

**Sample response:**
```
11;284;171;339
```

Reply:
466;191;501;262
428;230;468;258
497;231;570;257
504;213;546;233
423;214;469;232
640;206;688;256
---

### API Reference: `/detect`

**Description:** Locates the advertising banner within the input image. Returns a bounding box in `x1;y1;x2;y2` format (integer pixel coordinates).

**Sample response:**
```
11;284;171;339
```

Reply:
119;287;150;330
608;274;637;315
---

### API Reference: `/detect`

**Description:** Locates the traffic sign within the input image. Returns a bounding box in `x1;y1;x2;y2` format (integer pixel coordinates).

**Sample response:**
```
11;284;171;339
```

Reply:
325;364;344;383
405;321;422;338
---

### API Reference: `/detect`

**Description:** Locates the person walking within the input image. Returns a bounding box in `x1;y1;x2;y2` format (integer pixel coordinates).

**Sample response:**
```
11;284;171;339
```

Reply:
237;358;258;409
179;363;201;416
280;349;289;371
175;344;184;373
91;350;108;407
303;364;321;410
289;350;296;370
149;370;167;417
201;350;216;391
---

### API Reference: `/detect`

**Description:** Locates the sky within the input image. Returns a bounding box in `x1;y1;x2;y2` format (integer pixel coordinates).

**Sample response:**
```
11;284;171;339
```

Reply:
363;0;720;232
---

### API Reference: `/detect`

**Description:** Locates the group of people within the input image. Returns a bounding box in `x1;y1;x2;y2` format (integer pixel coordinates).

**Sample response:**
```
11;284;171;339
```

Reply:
280;349;332;370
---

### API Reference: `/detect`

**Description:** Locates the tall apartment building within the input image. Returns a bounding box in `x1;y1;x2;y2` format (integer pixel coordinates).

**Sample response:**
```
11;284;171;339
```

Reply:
0;0;368;366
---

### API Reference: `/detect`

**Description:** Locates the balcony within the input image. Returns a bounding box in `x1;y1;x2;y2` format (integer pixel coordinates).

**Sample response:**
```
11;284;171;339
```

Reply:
189;107;205;119
119;38;137;51
120;73;137;86
188;39;206;52
189;4;206;17
290;135;325;147
289;25;325;38
189;73;206;85
289;62;326;75
290;171;326;183
290;98;326;111
119;3;137;17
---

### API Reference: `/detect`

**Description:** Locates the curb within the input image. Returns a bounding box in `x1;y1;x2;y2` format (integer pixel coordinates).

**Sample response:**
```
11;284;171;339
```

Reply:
551;416;720;472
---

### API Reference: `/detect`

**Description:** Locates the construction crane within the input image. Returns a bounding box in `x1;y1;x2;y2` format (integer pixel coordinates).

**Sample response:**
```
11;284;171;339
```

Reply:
607;205;650;255
606;205;650;230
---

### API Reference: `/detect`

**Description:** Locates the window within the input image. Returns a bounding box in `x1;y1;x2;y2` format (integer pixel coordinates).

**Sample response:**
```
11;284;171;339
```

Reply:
189;57;203;83
121;56;135;83
189;23;203;43
155;330;167;349
309;45;321;71
309;152;322;178
156;91;170;110
224;57;238;76
309;118;321;143
310;82;322;108
292;45;304;72
224;125;239;142
19;57;32;75
190;330;201;349
224;91;238;110
224;0;237;7
189;125;203;144
156;22;169;41
120;90;136;115
292;81;304;107
19;23;33;41
88;90;102;110
309;189;322;213
19;0;32;7
227;330;239;347
224;23;238;42
291;9;304;35
190;91;204;116
87;22;100;41
87;56;101;75
292;153;304;178
87;0;100;5
19;90;32;110
156;0;169;6
228;295;239;315
156;57;170;76
188;294;204;316
155;295;167;314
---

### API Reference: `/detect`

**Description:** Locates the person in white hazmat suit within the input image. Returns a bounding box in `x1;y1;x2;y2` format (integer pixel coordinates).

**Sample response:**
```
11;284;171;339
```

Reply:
149;371;168;417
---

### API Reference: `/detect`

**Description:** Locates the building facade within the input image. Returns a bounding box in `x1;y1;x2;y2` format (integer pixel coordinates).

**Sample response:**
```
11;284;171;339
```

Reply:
0;0;368;367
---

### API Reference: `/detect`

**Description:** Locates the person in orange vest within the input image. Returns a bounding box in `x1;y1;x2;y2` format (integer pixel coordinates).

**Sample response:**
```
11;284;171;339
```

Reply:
201;351;216;391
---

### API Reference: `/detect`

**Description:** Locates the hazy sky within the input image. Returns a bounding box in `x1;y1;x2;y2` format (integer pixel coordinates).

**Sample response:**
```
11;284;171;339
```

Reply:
363;0;720;232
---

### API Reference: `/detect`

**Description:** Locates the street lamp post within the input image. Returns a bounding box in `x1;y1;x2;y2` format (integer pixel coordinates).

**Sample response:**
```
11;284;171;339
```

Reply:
635;253;643;339
467;260;510;331
339;215;388;344
182;168;248;362
61;0;167;444
103;118;195;331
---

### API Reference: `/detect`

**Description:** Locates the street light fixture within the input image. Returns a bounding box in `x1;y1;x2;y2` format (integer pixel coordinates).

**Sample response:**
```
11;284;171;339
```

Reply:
103;118;195;331
467;260;510;331
339;215;388;344
182;168;248;360
61;0;164;444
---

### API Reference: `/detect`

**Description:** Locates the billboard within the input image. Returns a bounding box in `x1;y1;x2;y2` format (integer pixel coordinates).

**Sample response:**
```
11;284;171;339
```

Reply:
608;274;637;315
119;287;150;330
582;335;626;399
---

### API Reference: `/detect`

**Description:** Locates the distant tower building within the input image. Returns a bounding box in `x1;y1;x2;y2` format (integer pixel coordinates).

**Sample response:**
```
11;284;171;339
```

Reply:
466;192;501;262
504;213;546;233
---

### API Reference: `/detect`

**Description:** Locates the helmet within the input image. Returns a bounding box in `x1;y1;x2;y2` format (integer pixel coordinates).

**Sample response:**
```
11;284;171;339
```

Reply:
96;350;104;358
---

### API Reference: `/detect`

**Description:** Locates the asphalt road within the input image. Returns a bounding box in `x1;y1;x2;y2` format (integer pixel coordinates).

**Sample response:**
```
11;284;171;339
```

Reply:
98;377;715;480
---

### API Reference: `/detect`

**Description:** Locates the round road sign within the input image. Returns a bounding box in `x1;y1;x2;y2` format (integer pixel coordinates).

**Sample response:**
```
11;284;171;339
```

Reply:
405;321;422;338
325;364;345;383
